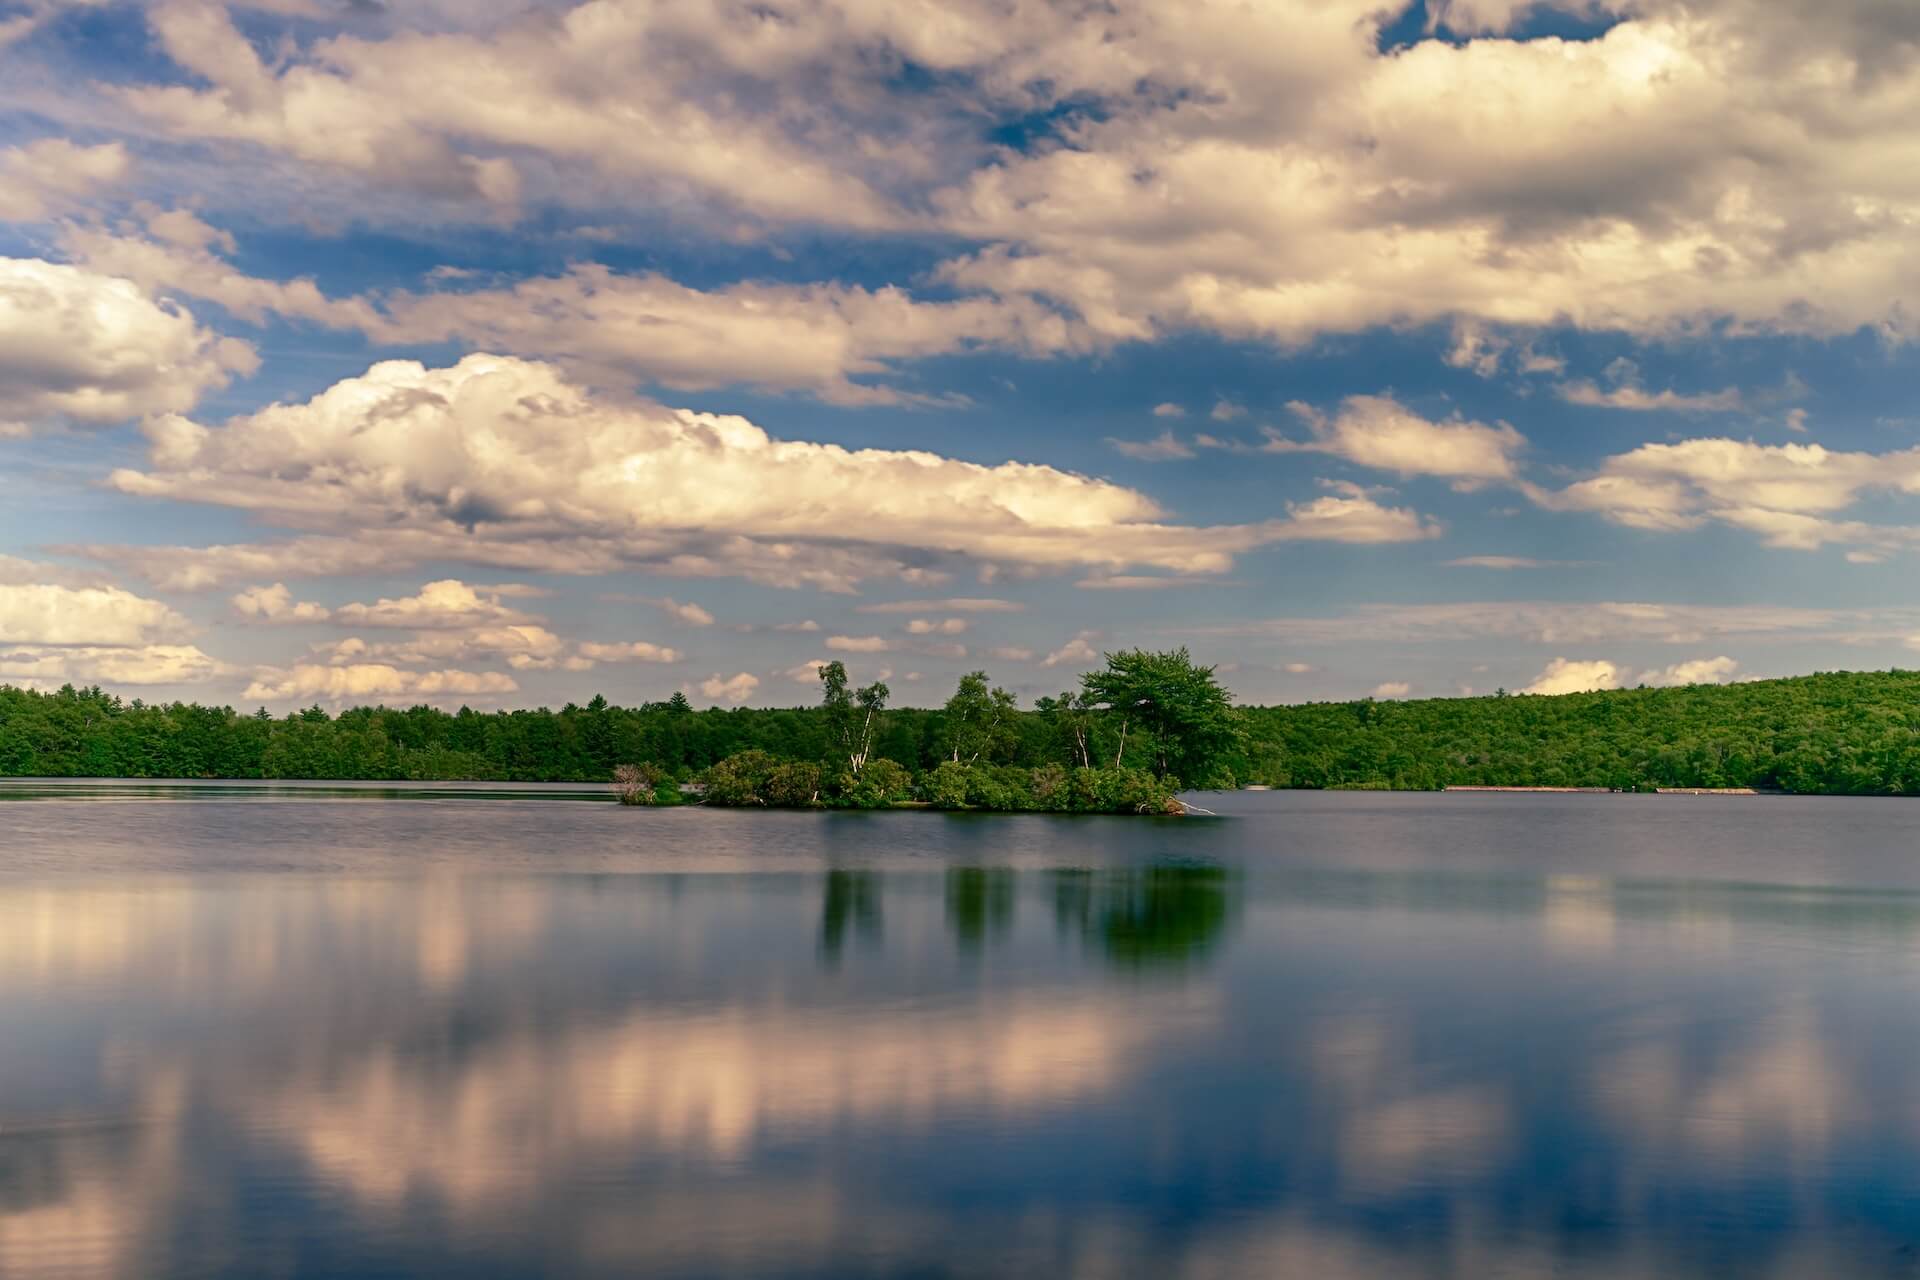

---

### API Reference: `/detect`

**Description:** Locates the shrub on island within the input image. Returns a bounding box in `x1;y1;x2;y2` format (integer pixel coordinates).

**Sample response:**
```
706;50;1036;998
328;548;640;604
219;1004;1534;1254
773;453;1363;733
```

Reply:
698;753;1184;815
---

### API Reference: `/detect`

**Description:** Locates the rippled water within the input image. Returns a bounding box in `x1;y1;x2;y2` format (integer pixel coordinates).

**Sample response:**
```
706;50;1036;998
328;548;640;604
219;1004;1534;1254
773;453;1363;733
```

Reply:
6;787;1920;1277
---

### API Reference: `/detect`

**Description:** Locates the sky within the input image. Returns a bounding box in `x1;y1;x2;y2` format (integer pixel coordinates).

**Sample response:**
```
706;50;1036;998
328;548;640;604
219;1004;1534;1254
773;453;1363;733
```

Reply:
4;0;1920;710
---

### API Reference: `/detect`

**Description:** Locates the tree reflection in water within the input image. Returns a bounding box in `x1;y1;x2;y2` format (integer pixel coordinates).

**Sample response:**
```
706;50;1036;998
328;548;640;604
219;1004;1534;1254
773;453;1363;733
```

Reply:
1052;864;1236;971
818;869;881;965
946;867;1016;953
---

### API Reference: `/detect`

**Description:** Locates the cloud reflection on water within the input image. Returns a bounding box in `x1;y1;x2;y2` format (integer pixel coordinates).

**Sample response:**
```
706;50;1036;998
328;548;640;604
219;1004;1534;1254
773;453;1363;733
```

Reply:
4;852;1920;1277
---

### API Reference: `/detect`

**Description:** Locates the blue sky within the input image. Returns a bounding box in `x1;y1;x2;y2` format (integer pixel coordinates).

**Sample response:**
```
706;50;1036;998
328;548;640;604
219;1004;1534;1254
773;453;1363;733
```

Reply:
4;0;1920;708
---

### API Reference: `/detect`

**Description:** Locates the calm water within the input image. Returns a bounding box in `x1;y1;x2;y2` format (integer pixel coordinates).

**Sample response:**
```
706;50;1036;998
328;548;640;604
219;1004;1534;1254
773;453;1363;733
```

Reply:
7;788;1920;1277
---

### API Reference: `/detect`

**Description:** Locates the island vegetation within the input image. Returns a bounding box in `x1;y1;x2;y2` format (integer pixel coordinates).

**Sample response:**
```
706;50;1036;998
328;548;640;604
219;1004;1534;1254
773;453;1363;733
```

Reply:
9;662;1920;799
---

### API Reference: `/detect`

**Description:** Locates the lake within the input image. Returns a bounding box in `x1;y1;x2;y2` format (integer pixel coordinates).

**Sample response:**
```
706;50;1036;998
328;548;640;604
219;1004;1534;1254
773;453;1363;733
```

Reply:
6;786;1920;1278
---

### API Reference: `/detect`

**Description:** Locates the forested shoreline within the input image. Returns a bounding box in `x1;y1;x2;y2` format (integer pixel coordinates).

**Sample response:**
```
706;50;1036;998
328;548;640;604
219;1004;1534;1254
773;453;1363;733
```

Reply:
5;667;1920;797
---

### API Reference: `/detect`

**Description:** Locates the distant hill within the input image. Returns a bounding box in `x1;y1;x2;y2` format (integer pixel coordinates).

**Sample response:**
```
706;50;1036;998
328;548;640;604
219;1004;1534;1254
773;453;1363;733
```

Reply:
1238;670;1920;794
5;670;1920;795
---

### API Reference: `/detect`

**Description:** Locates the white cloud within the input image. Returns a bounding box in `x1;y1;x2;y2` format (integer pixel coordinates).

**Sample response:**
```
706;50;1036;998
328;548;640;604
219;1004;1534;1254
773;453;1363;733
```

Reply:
0;140;128;221
1522;658;1622;696
1107;430;1194;461
0;257;254;430
1210;400;1246;422
108;355;1426;591
0;564;220;689
931;1;1920;352
333;580;537;630
120;0;907;228
342;625;571;670
1371;681;1411;698
663;599;715;627
1211;601;1878;647
1535;437;1920;552
1556;380;1744;413
698;671;760;704
232;582;331;623
781;659;830;685
243;664;518;703
61;0;1920;361
1639;655;1741;686
1443;556;1589;570
575;641;681;664
1273;396;1526;483
1075;574;1229;590
826;635;891;653
0;581;191;646
1043;633;1100;668
1283;663;1315;674
63;224;1088;407
854;598;1023;614
0;644;222;687
1151;402;1186;419
904;618;968;635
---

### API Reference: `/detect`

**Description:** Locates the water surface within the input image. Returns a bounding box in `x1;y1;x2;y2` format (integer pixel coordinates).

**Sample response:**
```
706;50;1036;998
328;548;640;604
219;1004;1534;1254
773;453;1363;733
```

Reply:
5;788;1920;1277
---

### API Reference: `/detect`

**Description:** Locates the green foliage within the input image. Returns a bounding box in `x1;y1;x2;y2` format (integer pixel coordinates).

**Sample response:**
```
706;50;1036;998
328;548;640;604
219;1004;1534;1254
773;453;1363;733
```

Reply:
765;761;824;808
18;667;1920;799
942;671;1018;764
833;757;912;808
701;749;779;806
611;761;666;805
926;760;973;810
1080;647;1241;786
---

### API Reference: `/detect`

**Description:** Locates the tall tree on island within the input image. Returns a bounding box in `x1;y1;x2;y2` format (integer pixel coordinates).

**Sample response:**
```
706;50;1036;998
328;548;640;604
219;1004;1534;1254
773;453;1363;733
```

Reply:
819;660;889;777
943;671;1019;765
1079;647;1242;787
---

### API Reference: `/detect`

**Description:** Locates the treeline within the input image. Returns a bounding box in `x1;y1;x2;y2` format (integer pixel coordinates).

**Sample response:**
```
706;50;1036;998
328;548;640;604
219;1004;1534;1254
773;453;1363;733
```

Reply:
7;667;1920;796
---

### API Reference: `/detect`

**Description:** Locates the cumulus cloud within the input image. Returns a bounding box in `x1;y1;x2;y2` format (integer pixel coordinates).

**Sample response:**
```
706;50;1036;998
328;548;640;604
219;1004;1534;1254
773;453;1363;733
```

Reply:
0;140;128;221
1212;601;1882;647
0;581;192;646
1534;437;1920;553
0;644;223;687
1522;658;1622;696
1522;653;1740;695
1371;681;1411;698
243;664;518;703
63;223;1089;406
1267;396;1526;483
1151;402;1186;419
931;0;1920;350
106;355;1429;591
1640;655;1741;686
0;564;219;689
904;618;968;635
1556;381;1744;413
333;580;537;630
341;625;573;670
854;598;1023;614
0;257;254;430
636;597;715;627
575;641;681;664
1443;556;1588;570
698;671;760;704
1107;430;1194;461
1043;633;1100;668
60;0;1920;361
825;635;890;653
119;0;906;227
232;582;330;623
